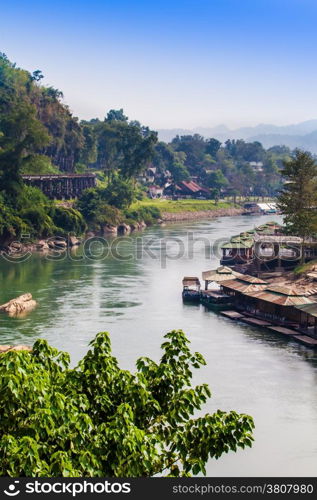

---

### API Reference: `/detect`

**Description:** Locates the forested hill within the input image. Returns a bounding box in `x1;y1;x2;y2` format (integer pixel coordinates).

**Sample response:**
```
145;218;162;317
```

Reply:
0;52;295;198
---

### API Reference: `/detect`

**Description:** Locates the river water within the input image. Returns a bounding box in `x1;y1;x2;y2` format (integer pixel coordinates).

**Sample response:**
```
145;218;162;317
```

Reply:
1;214;317;477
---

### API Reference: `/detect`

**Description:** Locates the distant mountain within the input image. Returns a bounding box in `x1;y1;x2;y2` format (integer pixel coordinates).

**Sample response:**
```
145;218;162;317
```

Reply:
157;120;317;153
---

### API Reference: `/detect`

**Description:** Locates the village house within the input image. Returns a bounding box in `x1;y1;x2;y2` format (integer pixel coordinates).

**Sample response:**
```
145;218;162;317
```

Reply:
164;180;211;199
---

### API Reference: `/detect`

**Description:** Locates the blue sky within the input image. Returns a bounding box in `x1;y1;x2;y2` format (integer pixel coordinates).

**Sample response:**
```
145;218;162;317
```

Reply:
1;0;317;129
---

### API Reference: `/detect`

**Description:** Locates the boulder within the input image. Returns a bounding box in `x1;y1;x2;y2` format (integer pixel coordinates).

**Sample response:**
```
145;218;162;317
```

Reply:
102;224;118;235
48;239;67;249
118;223;131;235
68;236;81;247
53;239;67;248
9;241;22;250
0;293;37;316
36;240;49;251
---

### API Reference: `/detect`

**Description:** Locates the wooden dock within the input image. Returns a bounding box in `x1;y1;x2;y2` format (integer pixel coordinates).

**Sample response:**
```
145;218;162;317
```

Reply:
219;310;245;320
240;317;272;327
267;326;299;336
217;310;317;349
294;335;317;347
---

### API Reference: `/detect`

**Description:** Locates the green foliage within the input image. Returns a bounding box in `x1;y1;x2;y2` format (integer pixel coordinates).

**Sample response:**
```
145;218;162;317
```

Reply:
81;113;157;180
278;149;317;238
76;188;123;230
0;101;50;202
52;206;87;235
0;201;27;241
0;330;254;477
130;198;233;214
21;155;60;175
124;205;161;225
102;176;135;209
169;161;190;183
206;169;229;190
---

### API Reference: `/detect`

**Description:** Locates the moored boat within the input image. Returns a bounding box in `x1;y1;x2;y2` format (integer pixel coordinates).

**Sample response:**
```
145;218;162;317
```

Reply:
182;277;201;302
200;289;232;310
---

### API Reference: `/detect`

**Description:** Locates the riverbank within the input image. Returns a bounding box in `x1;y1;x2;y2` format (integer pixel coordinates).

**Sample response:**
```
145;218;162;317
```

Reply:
161;206;244;221
0;203;245;254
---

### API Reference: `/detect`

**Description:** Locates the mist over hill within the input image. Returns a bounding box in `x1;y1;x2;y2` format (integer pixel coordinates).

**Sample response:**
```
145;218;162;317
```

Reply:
158;120;317;153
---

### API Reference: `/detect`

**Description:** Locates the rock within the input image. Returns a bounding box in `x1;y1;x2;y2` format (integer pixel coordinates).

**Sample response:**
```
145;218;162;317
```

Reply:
0;293;37;316
48;239;67;249
68;236;81;247
53;239;67;248
36;240;49;251
102;224;118;235
118;223;131;235
10;242;22;250
0;345;31;353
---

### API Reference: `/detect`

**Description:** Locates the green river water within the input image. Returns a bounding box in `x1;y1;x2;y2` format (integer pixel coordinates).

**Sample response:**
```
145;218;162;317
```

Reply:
0;214;316;477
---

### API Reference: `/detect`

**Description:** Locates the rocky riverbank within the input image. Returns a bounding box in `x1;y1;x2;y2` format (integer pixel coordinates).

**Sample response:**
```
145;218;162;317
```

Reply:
161;206;244;221
0;221;148;255
0;208;246;255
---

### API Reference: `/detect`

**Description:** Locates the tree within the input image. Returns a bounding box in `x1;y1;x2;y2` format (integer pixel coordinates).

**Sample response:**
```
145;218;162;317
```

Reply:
205;138;221;158
206;169;228;192
117;123;157;179
0;102;50;202
278;150;317;261
169;161;190;184
76;188;123;230
102;176;135;209
0;330;254;477
105;108;128;123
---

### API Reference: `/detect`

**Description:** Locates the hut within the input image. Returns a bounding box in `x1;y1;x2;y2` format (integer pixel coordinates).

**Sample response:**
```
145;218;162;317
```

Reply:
295;303;317;337
220;239;254;265
243;285;314;325
201;266;243;290
221;275;268;311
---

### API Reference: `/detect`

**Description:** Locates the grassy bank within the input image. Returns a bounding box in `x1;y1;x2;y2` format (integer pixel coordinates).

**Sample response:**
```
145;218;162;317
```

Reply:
130;198;235;214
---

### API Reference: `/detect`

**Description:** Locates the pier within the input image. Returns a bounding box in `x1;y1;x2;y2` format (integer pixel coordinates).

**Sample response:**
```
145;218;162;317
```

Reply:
183;261;317;349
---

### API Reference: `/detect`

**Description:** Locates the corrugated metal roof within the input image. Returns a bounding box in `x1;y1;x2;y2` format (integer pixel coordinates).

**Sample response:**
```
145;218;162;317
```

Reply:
295;303;317;317
221;240;254;249
266;285;308;296
307;272;317;280
250;290;313;306
202;266;243;282
222;279;267;294
254;235;302;243
238;275;267;284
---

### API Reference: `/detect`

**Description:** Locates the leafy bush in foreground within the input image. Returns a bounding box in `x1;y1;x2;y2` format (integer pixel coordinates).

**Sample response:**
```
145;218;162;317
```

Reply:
0;330;254;477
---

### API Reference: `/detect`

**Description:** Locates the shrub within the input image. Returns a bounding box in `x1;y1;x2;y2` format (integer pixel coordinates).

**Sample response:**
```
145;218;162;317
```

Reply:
124;205;161;225
76;189;123;230
101;177;135;209
0;202;27;242
52;206;87;235
19;207;56;237
0;330;254;477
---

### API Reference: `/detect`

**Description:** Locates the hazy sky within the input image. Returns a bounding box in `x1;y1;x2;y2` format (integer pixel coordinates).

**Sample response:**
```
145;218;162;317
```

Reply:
1;0;317;129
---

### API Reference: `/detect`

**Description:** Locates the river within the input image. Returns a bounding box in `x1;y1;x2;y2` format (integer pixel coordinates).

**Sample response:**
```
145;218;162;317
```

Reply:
1;213;317;477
